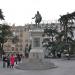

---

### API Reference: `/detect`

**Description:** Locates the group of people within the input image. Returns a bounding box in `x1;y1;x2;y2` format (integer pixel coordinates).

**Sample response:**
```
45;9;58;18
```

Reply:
2;53;22;68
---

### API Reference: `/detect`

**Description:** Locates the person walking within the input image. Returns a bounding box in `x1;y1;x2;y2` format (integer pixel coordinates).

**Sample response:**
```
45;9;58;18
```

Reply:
15;54;18;64
2;54;7;68
10;54;15;68
7;54;10;68
25;44;29;58
17;54;21;63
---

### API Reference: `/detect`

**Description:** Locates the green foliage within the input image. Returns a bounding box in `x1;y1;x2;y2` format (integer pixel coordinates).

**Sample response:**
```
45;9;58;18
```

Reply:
43;11;75;58
0;9;4;20
57;12;75;59
12;35;19;44
0;24;11;43
0;24;11;54
43;24;59;57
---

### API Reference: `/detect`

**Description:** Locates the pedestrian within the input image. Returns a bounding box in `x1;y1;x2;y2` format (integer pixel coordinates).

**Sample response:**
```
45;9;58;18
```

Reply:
57;52;61;58
7;54;10;68
15;54;18;64
17;54;21;63
10;54;15;68
25;44;29;58
2;54;7;68
28;44;31;52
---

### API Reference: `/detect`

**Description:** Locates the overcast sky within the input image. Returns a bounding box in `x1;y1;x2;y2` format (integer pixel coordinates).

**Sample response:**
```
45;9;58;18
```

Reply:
0;0;75;26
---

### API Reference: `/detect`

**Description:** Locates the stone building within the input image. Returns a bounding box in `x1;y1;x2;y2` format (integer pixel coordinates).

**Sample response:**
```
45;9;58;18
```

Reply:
3;22;62;56
3;24;30;56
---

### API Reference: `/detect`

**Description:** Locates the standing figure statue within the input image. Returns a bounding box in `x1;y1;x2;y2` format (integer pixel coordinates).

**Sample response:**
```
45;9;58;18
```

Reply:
32;11;42;28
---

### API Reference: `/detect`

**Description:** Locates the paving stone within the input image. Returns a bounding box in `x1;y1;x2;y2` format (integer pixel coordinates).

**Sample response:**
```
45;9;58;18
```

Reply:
0;59;75;75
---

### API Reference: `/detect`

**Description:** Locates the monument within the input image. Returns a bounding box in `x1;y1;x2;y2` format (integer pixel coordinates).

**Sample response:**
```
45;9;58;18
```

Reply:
29;27;44;62
15;11;56;70
29;11;44;62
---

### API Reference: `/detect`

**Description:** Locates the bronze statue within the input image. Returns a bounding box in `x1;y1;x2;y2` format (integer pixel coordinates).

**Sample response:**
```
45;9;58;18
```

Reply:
32;11;42;28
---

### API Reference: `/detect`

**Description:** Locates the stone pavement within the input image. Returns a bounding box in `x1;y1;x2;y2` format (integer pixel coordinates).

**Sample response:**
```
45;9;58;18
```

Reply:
0;58;75;75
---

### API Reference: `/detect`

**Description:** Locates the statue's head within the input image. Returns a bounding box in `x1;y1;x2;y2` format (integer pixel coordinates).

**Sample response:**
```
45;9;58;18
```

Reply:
37;11;39;14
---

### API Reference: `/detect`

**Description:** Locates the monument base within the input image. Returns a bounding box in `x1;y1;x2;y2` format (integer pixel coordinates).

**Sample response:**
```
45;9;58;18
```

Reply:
15;48;56;70
29;48;44;58
29;48;44;63
15;58;56;70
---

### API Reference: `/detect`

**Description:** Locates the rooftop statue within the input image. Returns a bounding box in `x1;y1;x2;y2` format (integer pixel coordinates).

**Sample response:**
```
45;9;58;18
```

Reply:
32;11;42;28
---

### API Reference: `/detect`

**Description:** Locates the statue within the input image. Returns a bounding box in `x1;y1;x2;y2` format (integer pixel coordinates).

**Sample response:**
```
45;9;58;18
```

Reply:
32;11;42;28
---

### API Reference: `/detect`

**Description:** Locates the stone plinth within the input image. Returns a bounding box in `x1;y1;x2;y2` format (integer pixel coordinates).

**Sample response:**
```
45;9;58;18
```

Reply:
29;28;44;60
29;48;44;62
15;58;56;70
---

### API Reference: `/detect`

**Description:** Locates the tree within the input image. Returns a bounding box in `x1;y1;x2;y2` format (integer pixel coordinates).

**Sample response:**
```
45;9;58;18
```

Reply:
43;24;59;57
58;12;75;59
58;12;75;43
12;35;19;44
0;9;4;20
0;24;11;54
0;9;5;54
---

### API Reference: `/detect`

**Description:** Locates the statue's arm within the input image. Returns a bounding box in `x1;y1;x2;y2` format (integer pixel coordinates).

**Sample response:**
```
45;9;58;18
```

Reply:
32;16;35;19
32;14;36;19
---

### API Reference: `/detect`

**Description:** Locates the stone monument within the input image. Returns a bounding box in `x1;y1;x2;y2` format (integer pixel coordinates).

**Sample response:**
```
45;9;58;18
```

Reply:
29;11;44;62
29;28;44;62
15;11;56;70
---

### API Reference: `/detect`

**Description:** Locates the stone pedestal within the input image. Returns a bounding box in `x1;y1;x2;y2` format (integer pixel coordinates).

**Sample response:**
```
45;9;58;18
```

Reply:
29;48;44;62
29;28;44;61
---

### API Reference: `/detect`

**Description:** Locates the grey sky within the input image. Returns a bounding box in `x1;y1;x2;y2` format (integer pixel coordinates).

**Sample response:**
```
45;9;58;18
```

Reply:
0;0;75;25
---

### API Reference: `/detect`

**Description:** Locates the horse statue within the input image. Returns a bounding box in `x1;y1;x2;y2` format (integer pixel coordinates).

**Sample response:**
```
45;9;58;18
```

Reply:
32;11;42;28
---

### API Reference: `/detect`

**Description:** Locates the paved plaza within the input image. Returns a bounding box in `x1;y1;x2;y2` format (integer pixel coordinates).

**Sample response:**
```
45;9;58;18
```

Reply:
0;58;75;75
